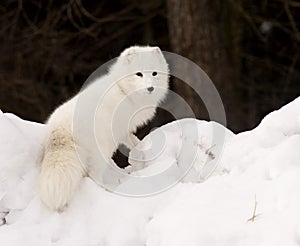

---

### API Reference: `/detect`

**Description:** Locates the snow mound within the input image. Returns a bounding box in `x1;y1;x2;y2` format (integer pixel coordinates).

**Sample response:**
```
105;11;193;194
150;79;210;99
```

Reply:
0;96;300;246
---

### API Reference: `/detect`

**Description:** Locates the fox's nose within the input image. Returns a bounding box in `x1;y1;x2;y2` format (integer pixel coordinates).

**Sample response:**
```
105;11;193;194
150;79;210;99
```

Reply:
147;86;154;93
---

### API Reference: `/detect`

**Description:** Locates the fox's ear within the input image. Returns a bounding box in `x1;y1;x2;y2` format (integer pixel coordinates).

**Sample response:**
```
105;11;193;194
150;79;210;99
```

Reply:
153;46;161;53
121;47;136;56
120;47;136;64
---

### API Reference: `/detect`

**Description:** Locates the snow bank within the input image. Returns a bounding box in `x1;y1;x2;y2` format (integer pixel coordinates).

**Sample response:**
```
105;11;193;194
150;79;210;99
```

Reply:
0;96;300;246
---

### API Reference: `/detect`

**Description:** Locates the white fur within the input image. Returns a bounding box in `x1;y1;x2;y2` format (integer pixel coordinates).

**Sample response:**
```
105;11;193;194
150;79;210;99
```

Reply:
38;46;169;211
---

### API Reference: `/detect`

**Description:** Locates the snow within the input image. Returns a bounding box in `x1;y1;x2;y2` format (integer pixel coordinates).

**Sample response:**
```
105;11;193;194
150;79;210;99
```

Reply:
0;96;300;246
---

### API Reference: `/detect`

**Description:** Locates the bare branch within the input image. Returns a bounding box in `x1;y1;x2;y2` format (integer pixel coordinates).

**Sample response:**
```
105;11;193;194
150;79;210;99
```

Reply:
283;0;300;41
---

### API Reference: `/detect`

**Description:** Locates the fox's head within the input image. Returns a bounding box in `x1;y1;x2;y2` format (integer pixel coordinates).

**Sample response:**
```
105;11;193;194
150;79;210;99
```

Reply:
111;46;169;104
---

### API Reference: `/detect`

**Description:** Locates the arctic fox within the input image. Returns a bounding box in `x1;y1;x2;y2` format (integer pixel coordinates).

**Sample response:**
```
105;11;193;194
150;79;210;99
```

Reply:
38;46;169;211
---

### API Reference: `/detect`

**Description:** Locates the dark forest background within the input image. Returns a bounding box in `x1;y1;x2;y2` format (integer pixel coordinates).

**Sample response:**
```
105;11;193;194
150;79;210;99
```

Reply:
0;0;299;134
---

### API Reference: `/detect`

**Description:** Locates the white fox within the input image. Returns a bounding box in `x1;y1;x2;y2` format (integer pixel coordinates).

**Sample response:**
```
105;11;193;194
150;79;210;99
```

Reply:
38;46;169;211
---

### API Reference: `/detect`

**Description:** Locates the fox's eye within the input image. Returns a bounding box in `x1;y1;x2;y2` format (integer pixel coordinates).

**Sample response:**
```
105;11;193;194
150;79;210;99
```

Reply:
152;72;157;76
136;72;143;77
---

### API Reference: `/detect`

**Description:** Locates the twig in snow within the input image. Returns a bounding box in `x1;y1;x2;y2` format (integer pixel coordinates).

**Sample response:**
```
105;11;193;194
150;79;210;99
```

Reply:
247;194;258;222
196;142;216;160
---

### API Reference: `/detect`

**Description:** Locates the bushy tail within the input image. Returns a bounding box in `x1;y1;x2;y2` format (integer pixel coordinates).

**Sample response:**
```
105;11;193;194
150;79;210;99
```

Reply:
38;126;86;211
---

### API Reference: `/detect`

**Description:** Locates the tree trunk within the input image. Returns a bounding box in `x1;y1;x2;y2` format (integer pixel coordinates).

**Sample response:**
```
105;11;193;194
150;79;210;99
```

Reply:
166;0;242;132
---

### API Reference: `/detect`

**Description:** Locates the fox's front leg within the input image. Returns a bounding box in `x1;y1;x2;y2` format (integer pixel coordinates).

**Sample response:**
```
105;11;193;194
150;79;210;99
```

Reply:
123;133;140;150
122;133;149;173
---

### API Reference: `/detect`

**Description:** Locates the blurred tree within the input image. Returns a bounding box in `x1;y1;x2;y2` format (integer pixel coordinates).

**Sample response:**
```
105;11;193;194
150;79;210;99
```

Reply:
0;0;169;122
166;0;300;132
0;0;299;134
238;0;300;129
166;0;243;131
